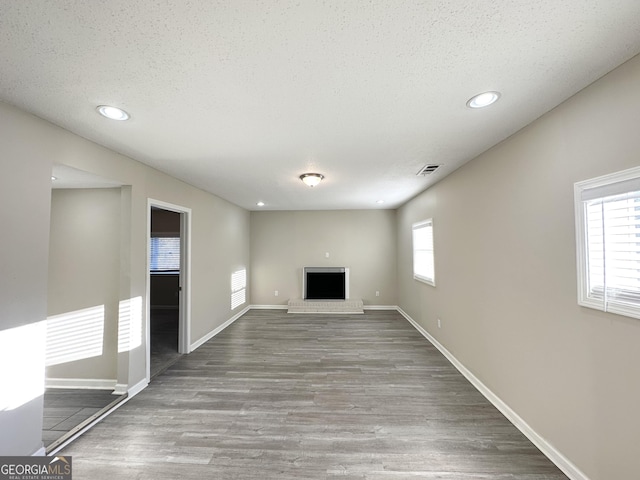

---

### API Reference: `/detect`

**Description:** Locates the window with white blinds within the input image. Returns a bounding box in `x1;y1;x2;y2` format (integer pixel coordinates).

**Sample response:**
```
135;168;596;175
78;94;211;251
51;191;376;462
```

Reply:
575;166;640;319
412;219;435;286
150;237;180;272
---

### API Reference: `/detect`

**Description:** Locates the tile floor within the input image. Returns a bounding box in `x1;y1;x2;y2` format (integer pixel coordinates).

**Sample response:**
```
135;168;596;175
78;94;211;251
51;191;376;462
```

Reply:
42;389;120;450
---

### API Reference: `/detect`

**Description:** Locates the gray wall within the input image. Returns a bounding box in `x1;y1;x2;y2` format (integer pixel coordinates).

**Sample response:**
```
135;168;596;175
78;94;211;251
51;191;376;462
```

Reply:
250;210;397;306
188;188;251;341
0;99;250;455
47;188;121;383
397;54;640;479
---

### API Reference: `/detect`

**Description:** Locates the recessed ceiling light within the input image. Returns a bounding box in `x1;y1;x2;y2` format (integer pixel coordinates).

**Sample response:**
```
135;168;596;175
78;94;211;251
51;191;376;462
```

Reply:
466;91;501;109
376;200;385;204
300;173;324;187
257;201;265;207
51;176;57;181
97;105;130;121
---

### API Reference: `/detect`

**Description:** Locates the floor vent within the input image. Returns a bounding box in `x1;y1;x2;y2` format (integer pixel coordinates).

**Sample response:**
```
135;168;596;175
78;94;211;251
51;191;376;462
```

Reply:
417;164;441;176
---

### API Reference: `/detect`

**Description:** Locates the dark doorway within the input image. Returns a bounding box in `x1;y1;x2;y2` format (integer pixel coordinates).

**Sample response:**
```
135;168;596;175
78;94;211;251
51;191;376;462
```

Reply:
149;207;182;377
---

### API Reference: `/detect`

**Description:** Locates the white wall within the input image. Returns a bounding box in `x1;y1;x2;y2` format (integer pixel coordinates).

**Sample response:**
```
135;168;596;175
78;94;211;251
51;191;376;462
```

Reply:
0;99;251;455
47;188;121;384
0;103;52;455
250;210;397;306
396;54;640;479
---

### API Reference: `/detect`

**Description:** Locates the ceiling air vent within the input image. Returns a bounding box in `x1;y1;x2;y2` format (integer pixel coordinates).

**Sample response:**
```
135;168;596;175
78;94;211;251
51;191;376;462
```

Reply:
416;164;441;176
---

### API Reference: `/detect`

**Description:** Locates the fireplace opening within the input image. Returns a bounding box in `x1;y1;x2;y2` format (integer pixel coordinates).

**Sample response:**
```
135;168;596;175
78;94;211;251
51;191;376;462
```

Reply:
304;267;348;300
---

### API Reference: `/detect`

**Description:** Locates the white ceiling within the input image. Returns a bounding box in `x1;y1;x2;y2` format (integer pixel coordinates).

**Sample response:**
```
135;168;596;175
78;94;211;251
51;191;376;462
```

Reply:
51;164;123;190
2;1;640;210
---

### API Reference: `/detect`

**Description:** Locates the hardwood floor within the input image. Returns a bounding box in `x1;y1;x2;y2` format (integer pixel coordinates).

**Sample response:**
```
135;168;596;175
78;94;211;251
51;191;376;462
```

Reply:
59;310;568;479
150;308;182;378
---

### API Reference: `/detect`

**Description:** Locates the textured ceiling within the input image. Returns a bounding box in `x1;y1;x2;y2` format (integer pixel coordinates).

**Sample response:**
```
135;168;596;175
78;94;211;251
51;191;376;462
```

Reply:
51;165;123;190
2;1;640;210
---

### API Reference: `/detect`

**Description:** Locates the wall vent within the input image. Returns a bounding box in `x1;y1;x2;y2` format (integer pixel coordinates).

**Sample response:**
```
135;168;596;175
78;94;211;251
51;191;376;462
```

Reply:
417;164;441;176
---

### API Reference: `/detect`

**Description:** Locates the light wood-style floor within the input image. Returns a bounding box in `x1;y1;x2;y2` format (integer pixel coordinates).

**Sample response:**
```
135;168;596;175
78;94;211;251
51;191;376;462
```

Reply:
60;310;568;479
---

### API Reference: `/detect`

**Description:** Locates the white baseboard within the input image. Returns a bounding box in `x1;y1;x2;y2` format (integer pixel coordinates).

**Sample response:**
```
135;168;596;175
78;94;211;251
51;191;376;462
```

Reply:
127;378;148;398
46;378;116;390
113;383;128;395
190;306;251;351
396;307;588;480
31;446;46;456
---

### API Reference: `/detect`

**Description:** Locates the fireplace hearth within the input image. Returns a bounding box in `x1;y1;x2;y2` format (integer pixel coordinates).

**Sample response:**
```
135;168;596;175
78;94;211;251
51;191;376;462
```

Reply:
288;267;363;314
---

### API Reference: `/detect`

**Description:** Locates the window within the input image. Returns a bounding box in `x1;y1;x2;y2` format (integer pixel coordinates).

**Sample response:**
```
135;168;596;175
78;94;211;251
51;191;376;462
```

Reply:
150;237;180;272
575;166;640;319
413;219;435;286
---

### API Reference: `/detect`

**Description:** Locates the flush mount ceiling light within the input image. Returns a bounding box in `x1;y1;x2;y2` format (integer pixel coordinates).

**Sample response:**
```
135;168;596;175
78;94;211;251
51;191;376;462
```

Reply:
466;91;501;109
96;105;130;121
300;173;324;187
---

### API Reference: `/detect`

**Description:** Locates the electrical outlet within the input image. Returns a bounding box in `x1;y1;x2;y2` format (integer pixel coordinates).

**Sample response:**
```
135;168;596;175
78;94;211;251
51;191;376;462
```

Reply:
437;318;441;328
275;290;279;296
375;291;380;297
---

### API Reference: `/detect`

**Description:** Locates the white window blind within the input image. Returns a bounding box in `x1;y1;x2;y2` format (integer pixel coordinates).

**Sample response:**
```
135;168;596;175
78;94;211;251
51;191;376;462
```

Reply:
413;219;435;286
150;237;180;272
575;166;640;319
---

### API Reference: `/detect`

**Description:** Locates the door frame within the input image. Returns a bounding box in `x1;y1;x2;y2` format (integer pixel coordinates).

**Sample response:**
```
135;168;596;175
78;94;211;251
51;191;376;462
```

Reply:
146;199;192;382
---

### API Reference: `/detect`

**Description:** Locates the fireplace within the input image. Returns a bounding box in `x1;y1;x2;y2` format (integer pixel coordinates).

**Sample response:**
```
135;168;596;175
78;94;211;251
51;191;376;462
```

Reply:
303;267;349;300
